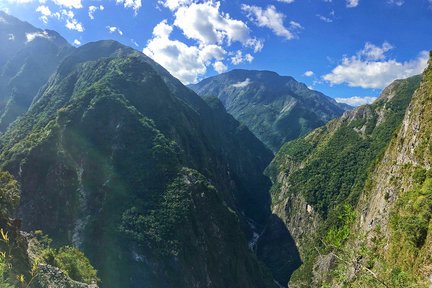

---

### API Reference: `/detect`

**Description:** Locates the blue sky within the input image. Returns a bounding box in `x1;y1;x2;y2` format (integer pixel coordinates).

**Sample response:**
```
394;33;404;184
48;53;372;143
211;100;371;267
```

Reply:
1;0;431;105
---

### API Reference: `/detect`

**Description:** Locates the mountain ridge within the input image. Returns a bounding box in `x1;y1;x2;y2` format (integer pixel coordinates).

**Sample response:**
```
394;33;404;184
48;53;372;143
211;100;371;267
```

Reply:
190;69;350;152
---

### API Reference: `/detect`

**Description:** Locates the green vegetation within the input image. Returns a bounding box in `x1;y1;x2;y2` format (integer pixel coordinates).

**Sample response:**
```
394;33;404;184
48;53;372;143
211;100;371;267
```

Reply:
190;69;346;152
41;246;99;284
324;204;356;249
269;75;422;286
0;172;20;219
285;76;420;217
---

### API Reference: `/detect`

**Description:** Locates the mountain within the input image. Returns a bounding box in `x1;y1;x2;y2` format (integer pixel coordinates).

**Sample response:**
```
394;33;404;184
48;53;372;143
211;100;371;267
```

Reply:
0;170;99;288
0;30;301;287
189;69;349;152
266;56;428;286
0;11;73;132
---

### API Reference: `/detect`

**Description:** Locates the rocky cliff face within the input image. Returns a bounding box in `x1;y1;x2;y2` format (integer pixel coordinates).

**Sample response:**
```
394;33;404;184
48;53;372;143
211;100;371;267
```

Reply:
326;51;432;288
0;37;300;287
190;69;348;152
267;70;423;286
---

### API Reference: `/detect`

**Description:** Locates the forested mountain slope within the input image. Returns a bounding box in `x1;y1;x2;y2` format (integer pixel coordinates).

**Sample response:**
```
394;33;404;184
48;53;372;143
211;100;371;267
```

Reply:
0;11;73;132
190;69;349;152
266;65;425;286
0;37;300;287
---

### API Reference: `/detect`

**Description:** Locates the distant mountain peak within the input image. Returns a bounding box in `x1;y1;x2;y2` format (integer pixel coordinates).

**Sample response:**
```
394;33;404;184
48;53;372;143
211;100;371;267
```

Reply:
190;69;349;151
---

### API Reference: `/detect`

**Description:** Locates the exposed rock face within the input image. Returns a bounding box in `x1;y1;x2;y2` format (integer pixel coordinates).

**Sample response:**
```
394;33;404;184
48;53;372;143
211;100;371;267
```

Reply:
267;73;422;286
0;37;300;287
190;69;349;152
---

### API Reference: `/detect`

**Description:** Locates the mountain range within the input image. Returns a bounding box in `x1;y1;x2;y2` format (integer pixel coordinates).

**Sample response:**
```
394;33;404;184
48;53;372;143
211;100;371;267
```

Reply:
190;69;350;152
0;10;432;288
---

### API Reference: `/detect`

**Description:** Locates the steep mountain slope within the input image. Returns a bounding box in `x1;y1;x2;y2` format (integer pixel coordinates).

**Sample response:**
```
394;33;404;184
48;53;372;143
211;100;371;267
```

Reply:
266;70;423;286
0;11;73;132
0;170;99;288
322;51;432;288
0;39;300;287
190;69;349;152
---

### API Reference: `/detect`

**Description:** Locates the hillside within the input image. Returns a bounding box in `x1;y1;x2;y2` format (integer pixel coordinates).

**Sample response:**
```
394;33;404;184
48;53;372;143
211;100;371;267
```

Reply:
190;69;349;152
266;68;424;286
0;11;73;132
0;36;300;287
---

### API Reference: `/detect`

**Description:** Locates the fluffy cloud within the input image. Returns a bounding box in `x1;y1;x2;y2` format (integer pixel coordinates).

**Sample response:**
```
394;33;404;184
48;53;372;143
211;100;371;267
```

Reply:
66;17;83;31
116;0;141;14
230;50;253;65
174;2;256;47
145;1;263;84
107;26;123;35
73;39;81;45
304;70;314;77
158;0;192;11
346;0;359;8
335;96;377;106
26;31;50;42
232;78;252;88
323;42;429;89
277;0;295;3
52;0;82;9
241;4;302;40
144;20;227;84
213;61;227;73
359;42;393;60
36;5;52;23
88;5;104;20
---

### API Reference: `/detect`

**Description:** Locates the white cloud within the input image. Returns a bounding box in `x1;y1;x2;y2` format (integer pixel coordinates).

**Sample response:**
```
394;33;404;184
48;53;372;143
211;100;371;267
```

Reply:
144;20;227;84
232;78;252;88
359;42;393;61
304;70;314;77
73;39;81;46
52;0;82;9
242;4;302;40
107;26;123;36
66;18;83;31
158;0;192;11
277;0;295;3
26;31;50;42
335;96;377;106
323;43;429;89
346;0;359;7
145;1;262;84
213;61;227;73
174;2;254;46
36;5;51;23
88;5;104;20
116;0;141;14
8;33;15;40
230;50;253;65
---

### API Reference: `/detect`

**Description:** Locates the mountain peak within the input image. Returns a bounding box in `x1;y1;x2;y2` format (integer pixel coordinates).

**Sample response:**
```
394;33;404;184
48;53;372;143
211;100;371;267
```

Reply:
190;69;347;151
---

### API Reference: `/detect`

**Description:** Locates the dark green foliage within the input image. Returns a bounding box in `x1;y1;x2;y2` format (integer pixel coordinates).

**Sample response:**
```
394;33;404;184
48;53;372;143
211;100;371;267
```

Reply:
268;75;422;286
42;246;99;284
0;39;278;288
277;75;421;217
323;204;356;249
390;177;432;249
0;171;20;219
